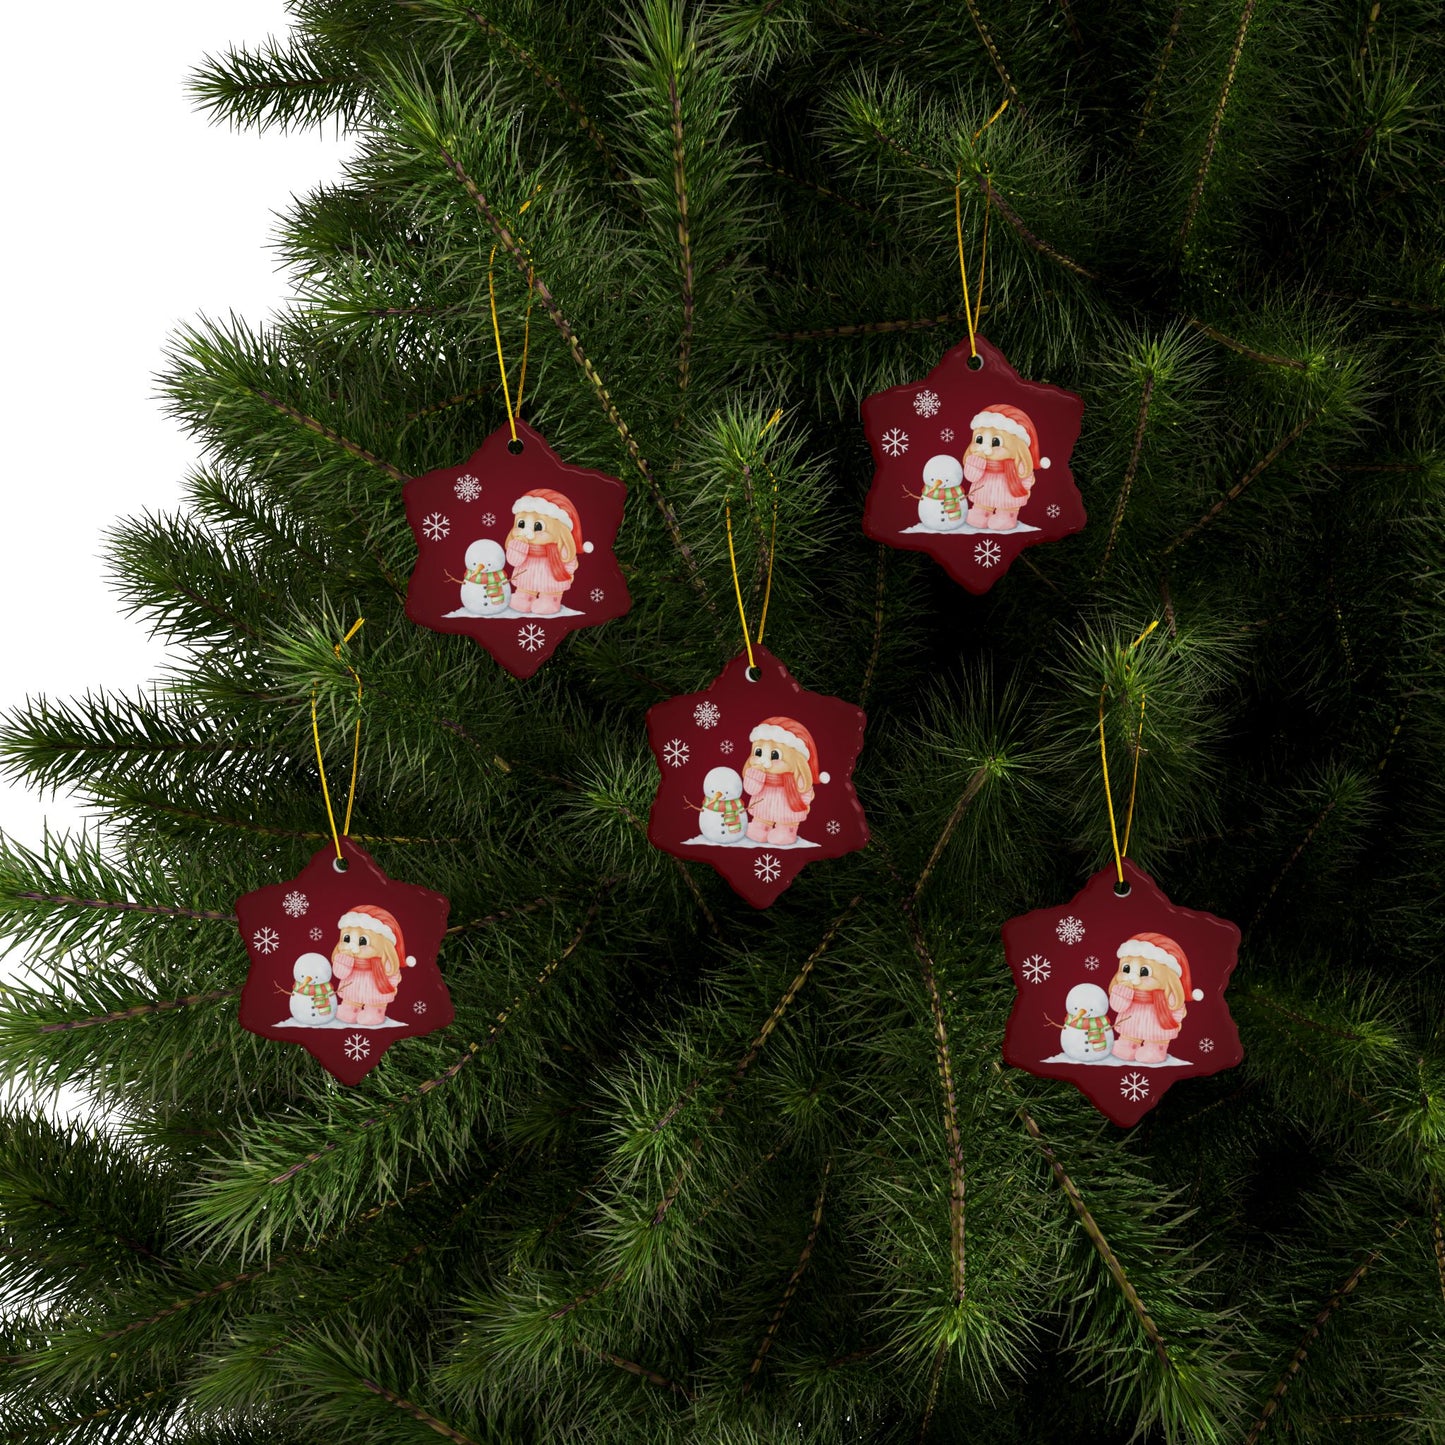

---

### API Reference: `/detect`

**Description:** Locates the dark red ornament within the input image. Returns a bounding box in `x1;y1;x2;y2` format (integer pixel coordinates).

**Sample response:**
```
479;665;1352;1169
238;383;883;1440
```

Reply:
1001;859;1242;1126
861;334;1085;593
236;839;454;1084
404;419;630;678
645;646;869;908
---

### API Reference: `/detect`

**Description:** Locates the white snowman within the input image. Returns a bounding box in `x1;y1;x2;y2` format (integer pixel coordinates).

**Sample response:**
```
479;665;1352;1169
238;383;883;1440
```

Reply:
289;952;337;1025
698;766;748;844
918;454;967;532
458;538;511;616
1059;983;1114;1061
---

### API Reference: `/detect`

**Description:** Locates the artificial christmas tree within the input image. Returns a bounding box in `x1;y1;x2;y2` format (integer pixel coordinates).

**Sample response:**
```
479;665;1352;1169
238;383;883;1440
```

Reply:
2;2;1443;1442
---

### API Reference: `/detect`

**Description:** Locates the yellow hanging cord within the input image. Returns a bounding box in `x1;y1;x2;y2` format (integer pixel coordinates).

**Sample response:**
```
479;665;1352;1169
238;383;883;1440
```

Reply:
754;409;783;645
954;97;1009;358
513;270;536;418
512;190;539;417
311;617;365;862
726;409;785;667
488;248;519;443
1097;619;1160;884
725;503;756;671
486;189;541;441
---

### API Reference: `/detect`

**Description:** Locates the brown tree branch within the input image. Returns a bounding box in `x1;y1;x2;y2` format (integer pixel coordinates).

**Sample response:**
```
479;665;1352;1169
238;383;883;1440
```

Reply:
1018;1102;1172;1365
1243;1219;1409;1444
1177;0;1261;253
1097;374;1155;577
743;1161;831;1392
1163;410;1316;554
250;387;407;481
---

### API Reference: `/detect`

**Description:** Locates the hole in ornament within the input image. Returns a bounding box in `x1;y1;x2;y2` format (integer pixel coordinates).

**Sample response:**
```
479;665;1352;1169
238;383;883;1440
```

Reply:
1114;880;1131;897
745;666;761;682
967;353;984;371
332;856;350;874
507;437;525;455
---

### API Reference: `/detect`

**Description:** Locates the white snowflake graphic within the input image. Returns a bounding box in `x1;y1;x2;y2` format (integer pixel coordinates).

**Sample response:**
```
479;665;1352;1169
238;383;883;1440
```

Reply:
880;427;909;458
1120;1072;1150;1103
1199;1037;1215;1053
590;588;605;603
252;926;280;956
343;1034;372;1063
421;511;451;541
282;890;309;919
974;538;1001;568
940;427;955;443
1021;954;1051;985
826;819;841;836
663;738;690;768
481;512;497;527
309;927;324;942
1046;503;1061;519
414;1000;428;1016
453;474;482;503
754;854;781;884
719;739;736;756
1056;916;1085;945
913;389;941;418
518;623;547;653
693;701;720;730
1084;954;1100;971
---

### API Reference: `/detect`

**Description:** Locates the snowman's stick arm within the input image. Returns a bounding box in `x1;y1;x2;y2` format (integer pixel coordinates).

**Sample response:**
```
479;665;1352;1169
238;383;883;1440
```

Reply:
1045;1013;1109;1031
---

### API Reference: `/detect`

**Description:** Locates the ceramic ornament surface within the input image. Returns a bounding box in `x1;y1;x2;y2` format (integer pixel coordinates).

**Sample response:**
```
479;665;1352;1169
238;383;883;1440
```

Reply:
404;419;631;678
236;840;454;1084
645;647;869;908
1001;859;1243;1126
861;334;1085;593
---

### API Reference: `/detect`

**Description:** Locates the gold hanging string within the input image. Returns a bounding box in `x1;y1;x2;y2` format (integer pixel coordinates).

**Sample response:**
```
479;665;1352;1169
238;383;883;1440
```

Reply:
754;409;783;645
725;503;756;671
726;409;785;667
513;269;536;417
1097;619;1160;884
953;97;1009;358
311;617;365;862
487;189;541;442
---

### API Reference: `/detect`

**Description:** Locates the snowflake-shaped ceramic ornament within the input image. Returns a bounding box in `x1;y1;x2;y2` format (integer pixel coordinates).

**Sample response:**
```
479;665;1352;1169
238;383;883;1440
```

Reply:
1000;859;1243;1126
235;839;454;1085
861;334;1086;594
645;646;869;908
403;419;631;679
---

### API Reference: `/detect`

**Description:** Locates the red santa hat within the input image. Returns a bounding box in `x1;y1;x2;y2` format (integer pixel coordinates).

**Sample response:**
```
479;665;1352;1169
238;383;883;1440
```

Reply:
512;487;593;553
1117;931;1200;1001
749;716;828;784
337;904;416;967
970;403;1049;471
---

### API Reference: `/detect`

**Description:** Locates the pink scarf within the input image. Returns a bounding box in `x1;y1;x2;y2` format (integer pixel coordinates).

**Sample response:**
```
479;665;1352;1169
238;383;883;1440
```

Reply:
519;540;571;583
1116;985;1179;1033
744;767;807;813
964;456;1030;500
335;954;397;999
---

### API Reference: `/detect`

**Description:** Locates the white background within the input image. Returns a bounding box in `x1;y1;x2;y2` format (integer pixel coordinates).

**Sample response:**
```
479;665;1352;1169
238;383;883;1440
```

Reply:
0;3;351;857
